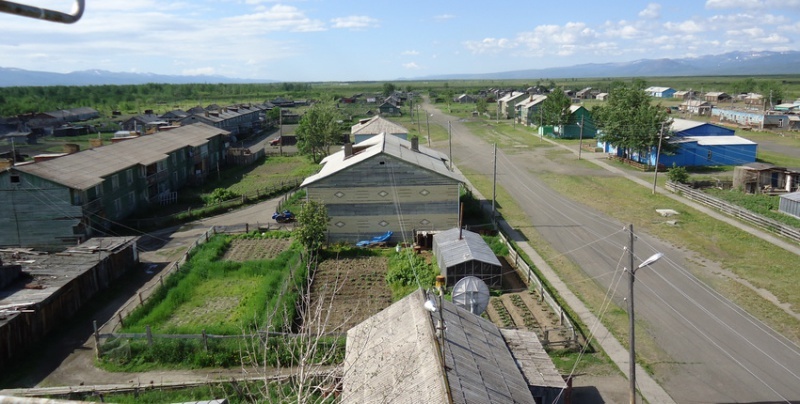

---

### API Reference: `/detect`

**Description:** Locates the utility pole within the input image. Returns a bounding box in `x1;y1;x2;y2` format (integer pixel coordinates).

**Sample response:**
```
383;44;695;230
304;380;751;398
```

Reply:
448;121;452;170
492;143;497;229
426;111;431;147
628;224;637;404
417;105;421;135
652;122;665;194
279;109;283;155
578;115;585;160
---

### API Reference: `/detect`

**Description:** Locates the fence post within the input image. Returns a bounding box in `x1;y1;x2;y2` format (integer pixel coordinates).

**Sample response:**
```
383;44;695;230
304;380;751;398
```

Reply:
93;320;100;359
559;308;564;325
543;329;550;346
159;275;164;287
138;292;143;305
205;232;209;242
146;325;153;346
117;312;124;328
202;330;208;352
245;223;249;233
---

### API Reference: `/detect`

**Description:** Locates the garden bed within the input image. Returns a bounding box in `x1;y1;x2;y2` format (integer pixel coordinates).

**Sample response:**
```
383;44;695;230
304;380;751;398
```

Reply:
308;256;393;333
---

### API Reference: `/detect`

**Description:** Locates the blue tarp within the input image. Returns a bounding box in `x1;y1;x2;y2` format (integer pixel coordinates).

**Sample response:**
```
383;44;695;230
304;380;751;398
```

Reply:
356;231;393;247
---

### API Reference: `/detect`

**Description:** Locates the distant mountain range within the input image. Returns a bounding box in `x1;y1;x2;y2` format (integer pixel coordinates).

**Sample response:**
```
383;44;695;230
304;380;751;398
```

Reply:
1;50;798;86
0;68;274;87
411;50;800;80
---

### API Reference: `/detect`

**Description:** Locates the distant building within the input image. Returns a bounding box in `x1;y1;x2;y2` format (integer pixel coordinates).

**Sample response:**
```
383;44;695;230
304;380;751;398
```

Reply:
644;86;676;98
350;116;408;144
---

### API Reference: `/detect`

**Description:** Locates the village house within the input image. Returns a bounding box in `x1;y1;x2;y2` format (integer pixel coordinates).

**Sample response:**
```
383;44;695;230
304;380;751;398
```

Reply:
711;108;791;130
0;123;230;250
733;162;800;195
679;100;712;116
350;116;408;144
515;94;548;126
497;91;529;119
300;134;464;244
644;86;676;98
704;92;731;102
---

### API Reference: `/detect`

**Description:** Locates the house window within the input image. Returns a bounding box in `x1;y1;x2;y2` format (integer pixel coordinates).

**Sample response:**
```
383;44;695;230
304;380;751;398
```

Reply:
707;151;713;161
111;174;119;190
10;174;20;184
114;198;121;212
128;191;135;205
127;170;133;184
157;160;167;172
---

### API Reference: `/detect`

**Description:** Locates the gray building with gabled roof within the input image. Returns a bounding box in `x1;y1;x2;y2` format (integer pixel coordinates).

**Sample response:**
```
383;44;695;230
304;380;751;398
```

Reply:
0;123;230;250
301;134;464;244
342;289;566;403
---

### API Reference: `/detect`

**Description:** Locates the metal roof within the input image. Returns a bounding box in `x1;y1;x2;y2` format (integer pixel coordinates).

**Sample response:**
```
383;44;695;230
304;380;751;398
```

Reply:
350;116;408;136
670;118;706;132
343;289;548;403
14;123;228;190
301;133;464;187
501;329;568;389
516;95;547;108
433;228;501;268
684;135;756;146
780;192;800;202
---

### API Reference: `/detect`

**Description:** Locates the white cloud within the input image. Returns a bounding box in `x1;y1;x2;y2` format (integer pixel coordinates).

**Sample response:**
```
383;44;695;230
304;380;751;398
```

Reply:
403;62;421;69
463;37;517;54
434;14;455;21
706;0;800;9
225;5;326;32
331;15;379;30
663;20;706;34
639;3;661;19
402;50;420;55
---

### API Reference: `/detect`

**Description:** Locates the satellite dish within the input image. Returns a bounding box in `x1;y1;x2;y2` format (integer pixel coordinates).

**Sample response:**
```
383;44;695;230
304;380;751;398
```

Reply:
452;276;490;316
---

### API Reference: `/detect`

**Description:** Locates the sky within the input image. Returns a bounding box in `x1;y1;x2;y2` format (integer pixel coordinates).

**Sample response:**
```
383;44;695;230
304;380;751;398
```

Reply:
1;0;799;82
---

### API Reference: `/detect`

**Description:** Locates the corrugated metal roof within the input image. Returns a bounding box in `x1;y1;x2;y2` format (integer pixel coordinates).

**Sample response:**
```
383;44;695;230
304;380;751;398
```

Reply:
670;118;706;132
14;123;228;190
343;289;546;404
780;192;800;203
351;116;408;135
301;133;464;187
433;228;501;268
688;135;756;146
516;95;547;108
441;295;539;404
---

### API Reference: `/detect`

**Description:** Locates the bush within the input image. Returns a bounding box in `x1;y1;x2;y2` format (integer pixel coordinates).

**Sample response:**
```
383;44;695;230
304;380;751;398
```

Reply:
203;188;240;205
667;163;689;183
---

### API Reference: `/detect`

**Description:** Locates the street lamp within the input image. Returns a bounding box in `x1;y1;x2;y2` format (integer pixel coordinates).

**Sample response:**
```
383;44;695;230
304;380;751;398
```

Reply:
627;224;663;404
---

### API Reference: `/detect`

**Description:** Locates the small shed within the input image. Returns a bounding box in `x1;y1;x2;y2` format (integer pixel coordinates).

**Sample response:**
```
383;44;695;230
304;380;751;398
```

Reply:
433;228;502;288
779;192;800;219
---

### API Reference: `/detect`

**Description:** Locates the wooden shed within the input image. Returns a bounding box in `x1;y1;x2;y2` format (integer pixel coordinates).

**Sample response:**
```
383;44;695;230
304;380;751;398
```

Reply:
433;228;502;288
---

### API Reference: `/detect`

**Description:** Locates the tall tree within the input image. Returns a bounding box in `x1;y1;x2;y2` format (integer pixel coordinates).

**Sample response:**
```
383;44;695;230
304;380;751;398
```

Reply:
295;200;329;260
536;88;571;128
593;85;671;158
296;102;341;163
382;83;396;97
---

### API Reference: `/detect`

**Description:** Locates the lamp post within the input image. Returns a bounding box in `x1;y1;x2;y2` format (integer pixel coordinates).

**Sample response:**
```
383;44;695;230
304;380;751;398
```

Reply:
627;224;663;404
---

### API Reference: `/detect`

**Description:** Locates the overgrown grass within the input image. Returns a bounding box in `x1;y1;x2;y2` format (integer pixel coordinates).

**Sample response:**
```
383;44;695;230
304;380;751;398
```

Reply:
122;234;303;335
705;188;800;227
386;248;439;300
98;232;349;372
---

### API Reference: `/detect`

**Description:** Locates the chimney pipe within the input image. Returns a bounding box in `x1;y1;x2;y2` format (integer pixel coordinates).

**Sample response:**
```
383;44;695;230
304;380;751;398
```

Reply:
344;143;353;158
411;136;419;152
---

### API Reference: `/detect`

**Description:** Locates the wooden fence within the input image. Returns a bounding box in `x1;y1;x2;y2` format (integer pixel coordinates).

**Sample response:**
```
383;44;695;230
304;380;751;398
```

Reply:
130;178;302;229
667;181;800;243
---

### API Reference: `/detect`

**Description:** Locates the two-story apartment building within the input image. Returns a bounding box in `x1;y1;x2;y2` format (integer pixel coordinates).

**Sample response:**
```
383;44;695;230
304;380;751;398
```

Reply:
0;123;230;250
